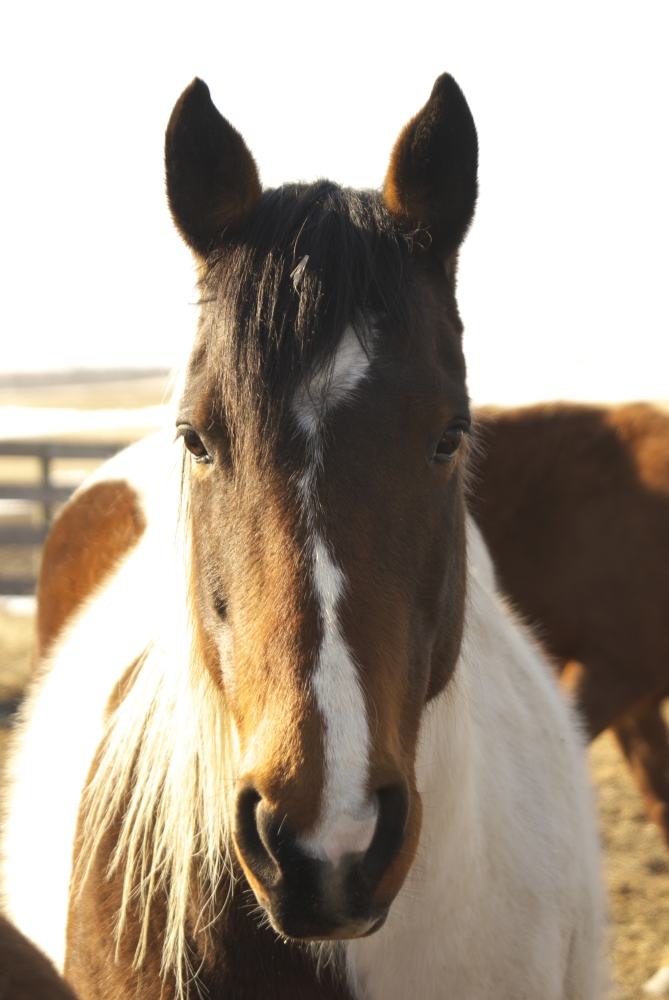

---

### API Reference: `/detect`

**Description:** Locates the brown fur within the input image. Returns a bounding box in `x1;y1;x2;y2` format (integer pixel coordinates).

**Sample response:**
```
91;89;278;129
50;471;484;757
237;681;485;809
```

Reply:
35;480;145;665
612;687;669;845
189;466;326;834
0;915;78;1000
68;864;356;1000
66;809;173;1000
470;401;669;842
165;78;261;258
384;73;478;258
308;354;468;904
182;272;469;900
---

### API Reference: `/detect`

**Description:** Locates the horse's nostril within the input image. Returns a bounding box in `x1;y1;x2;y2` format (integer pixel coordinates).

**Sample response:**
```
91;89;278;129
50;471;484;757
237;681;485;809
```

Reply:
234;786;279;889
255;802;289;864
359;782;410;886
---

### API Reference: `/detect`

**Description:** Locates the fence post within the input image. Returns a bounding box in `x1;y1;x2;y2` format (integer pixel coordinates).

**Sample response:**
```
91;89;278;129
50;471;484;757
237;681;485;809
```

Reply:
40;453;51;523
0;441;125;595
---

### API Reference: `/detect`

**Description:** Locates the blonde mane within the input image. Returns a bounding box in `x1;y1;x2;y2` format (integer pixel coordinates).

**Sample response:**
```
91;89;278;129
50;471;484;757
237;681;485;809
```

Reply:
77;472;239;996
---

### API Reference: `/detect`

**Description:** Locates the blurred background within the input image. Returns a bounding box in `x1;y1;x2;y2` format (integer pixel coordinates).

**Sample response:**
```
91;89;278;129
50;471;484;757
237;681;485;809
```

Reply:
1;0;667;399
0;1;667;995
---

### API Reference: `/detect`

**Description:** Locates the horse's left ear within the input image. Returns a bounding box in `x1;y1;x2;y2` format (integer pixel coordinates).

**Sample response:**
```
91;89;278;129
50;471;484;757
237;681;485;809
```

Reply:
384;74;478;260
165;78;261;258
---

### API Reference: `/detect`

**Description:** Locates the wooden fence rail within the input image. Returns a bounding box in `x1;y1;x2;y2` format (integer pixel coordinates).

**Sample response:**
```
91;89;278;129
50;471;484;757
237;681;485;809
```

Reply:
0;441;125;595
0;525;49;545
0;485;74;505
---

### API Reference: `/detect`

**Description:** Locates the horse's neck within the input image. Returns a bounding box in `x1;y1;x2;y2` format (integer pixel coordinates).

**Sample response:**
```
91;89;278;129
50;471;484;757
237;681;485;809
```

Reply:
417;517;566;852
416;519;513;845
465;513;499;594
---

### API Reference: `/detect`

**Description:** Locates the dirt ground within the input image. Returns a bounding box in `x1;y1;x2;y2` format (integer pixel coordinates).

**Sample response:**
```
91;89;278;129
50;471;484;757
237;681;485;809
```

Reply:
0;610;666;997
0;612;33;700
592;727;669;998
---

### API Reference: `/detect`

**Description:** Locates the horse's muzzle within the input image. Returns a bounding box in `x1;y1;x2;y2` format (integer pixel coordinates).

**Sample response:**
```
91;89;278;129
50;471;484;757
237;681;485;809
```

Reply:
233;782;410;939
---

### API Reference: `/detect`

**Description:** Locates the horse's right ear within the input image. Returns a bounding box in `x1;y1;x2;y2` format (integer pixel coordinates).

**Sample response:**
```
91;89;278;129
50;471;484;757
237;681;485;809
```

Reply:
384;74;478;260
165;79;261;258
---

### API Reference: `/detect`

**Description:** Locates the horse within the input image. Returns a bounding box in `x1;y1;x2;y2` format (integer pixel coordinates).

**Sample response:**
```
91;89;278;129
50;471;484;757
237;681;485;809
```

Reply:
2;76;602;999
469;400;669;995
0;914;78;1000
471;402;669;834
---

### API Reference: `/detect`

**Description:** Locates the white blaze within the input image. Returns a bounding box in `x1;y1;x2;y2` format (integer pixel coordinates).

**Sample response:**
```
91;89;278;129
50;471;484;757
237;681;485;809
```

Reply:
293;325;377;865
292;326;372;436
309;536;376;864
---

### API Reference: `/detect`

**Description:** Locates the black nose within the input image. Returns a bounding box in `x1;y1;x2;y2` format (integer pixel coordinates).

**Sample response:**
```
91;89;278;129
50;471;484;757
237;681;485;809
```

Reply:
233;782;410;940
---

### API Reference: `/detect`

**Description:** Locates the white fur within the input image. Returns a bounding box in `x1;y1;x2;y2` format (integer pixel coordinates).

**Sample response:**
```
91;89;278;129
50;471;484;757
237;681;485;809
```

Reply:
645;968;669;995
292;328;377;862
344;518;603;999
292;326;371;437
302;536;376;864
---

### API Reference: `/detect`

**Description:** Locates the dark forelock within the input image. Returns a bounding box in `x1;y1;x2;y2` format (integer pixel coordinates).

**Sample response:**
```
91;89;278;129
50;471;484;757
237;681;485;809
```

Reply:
188;182;418;455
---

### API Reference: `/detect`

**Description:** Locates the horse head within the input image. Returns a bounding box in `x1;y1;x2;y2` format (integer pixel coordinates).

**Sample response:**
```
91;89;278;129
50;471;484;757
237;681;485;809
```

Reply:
166;74;477;941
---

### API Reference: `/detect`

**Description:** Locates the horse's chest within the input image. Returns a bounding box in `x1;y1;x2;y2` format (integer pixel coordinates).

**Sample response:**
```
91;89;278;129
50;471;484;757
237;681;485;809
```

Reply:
203;910;357;1000
67;851;357;1000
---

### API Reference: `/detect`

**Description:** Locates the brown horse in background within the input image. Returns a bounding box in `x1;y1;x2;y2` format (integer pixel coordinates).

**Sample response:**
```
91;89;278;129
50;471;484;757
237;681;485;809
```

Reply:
0;915;78;1000
471;402;669;844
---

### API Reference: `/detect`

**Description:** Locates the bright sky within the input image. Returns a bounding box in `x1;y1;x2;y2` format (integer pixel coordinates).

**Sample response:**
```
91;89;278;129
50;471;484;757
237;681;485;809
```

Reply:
1;0;667;405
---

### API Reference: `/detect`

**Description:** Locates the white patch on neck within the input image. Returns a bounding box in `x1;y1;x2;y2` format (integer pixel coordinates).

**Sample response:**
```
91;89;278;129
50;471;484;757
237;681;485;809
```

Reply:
292;326;372;438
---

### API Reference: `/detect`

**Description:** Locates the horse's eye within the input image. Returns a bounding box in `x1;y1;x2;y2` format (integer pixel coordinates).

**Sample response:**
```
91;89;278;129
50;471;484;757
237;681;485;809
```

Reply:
180;428;210;463
434;426;466;463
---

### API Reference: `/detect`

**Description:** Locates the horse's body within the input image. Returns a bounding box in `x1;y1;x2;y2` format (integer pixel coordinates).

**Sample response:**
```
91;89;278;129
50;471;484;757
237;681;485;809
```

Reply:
3;77;602;999
471;402;669;840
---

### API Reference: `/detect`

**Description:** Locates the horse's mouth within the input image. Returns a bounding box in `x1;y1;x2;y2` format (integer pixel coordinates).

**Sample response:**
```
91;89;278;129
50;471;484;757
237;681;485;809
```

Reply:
260;896;390;942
